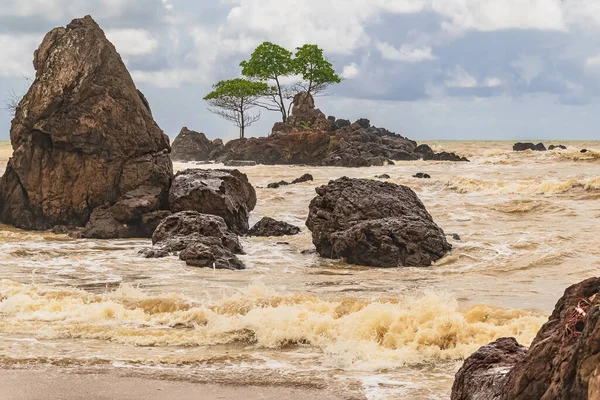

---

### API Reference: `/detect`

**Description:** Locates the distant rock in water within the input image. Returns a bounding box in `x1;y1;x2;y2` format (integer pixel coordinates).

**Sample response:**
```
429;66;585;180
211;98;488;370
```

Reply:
513;142;547;151
413;173;431;179
451;277;600;400
414;145;470;162
376;174;391;179
548;144;567;150
248;217;300;237
581;149;589;153
306;177;452;267
268;173;314;189
224;160;257;167
168;169;256;234
141;211;244;270
209;92;468;167
0;16;172;232
171;127;224;162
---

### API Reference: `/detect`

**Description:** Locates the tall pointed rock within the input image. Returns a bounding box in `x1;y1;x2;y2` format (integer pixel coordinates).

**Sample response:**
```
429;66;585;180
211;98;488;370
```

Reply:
0;16;172;230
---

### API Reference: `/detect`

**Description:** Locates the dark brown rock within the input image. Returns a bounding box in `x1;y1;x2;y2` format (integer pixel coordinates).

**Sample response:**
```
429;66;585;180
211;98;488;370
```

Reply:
513;142;547;151
139;210;172;238
548;144;567;150
268;173;314;189
305;177;451;267
581;149;589;153
0;16;172;231
376;174;391;179
287;92;330;131
171;127;223;162
80;207;132;239
141;211;244;270
452;277;600;400
248;217;301;237
224;160;257;167
413;173;431;179
168;169;256;234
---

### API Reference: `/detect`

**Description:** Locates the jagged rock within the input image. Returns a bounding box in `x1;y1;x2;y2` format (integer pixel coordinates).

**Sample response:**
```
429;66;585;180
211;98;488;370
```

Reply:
0;16;172;231
141;211;244;269
248;217;301;237
451;338;528;400
452;277;600;400
414;145;469;162
333;119;351;130
355;118;370;129
376;174;391;179
80;207;132;239
306;177;451;267
224;160;257;167
548;144;567;150
287;92;330;131
139;210;172;238
513;142;547;151
268;173;314;189
108;186;163;223
413;173;431;179
168;169;256;234
291;173;313;184
171;127;223;162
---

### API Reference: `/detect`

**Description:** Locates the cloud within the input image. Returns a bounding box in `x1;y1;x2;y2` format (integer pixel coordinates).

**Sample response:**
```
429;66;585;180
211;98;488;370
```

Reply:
585;55;600;67
0;34;40;77
511;55;544;84
444;65;477;88
485;77;502;87
341;63;360;79
106;29;158;56
376;42;436;62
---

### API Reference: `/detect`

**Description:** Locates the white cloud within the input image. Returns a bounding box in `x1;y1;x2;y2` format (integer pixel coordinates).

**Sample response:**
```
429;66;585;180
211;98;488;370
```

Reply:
106;29;158;56
0;0;165;20
485;77;502;87
445;66;477;88
376;42;436;62
0;34;40;77
585;54;600;67
341;63;360;79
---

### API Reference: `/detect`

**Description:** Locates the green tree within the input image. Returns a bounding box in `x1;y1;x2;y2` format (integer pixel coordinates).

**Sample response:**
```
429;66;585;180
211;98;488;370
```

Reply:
240;42;295;122
203;78;270;139
293;44;341;97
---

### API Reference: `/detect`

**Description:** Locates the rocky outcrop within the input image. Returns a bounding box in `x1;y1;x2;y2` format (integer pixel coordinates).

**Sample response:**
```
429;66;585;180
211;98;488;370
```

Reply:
513;142;547;151
267;173;314;189
413;173;431;179
305;177;451;267
141;211;244;270
0;16;172;231
168;169;256;234
414;144;469;162
549;144;567;150
248;217;301;237
209;92;468;167
451;277;600;400
171;127;223;162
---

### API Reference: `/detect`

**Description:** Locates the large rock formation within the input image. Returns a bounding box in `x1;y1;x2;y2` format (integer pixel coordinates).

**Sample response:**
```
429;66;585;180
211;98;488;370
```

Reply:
168;169;257;234
451;277;600;400
208;92;468;167
171;127;224;162
305;177;451;267
141;211;244;270
0;16;172;231
513;142;547;152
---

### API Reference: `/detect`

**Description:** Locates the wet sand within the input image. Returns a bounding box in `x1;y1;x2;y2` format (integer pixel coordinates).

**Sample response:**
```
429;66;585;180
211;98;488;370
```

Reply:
0;368;350;400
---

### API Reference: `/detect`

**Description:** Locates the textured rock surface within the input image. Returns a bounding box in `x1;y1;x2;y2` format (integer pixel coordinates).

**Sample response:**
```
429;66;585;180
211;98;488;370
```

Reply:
248;217;301;237
0;16;172;230
142;211;244;269
452;277;600;400
306;177;451;267
267;173;314;189
209;92;468;167
168;169;256;234
171;127;223;162
513;142;547;151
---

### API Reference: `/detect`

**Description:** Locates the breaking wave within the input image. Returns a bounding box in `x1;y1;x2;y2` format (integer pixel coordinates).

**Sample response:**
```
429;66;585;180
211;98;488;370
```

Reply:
447;176;600;195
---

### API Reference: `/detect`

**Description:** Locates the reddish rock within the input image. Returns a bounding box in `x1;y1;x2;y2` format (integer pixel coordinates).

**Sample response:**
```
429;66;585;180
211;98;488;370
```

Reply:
171;127;224;162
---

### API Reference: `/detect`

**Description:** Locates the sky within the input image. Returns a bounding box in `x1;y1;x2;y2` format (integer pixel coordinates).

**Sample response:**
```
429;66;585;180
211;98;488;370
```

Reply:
1;0;600;141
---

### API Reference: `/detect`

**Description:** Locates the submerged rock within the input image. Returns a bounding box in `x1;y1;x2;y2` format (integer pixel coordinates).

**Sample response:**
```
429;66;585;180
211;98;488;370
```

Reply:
375;174;391;179
513;142;547;151
268;173;314;189
171;127;223;162
168;169;256;234
142;211;244;269
548;144;567;150
306;177;451;267
0;16;172;231
413;173;431;179
224;160;257;167
581;149;589;153
452;277;600;400
248;217;301;237
414;145;470;162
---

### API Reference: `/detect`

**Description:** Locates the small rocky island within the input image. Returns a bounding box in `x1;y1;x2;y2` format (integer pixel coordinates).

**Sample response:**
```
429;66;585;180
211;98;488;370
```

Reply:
171;92;469;166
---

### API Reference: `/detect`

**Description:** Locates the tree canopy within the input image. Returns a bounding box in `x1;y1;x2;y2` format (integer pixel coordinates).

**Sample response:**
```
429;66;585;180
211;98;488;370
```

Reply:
203;78;270;139
293;44;341;96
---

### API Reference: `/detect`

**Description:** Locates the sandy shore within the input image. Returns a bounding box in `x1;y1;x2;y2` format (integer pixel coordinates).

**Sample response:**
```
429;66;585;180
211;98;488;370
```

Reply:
0;368;352;400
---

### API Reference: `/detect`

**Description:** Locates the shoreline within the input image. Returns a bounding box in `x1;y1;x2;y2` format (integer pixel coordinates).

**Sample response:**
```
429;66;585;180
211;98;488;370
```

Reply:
0;367;355;400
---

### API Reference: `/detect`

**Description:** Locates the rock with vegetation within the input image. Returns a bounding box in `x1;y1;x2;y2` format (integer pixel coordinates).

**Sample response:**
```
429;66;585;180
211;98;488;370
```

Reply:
451;277;600;400
171;127;224;162
142;211;244;269
248;217;301;236
168;169;256;234
0;16;172;232
306;177;452;267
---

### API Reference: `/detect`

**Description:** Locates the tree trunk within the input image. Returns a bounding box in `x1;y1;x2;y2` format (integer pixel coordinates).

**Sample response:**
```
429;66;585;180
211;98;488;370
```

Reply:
275;76;287;122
